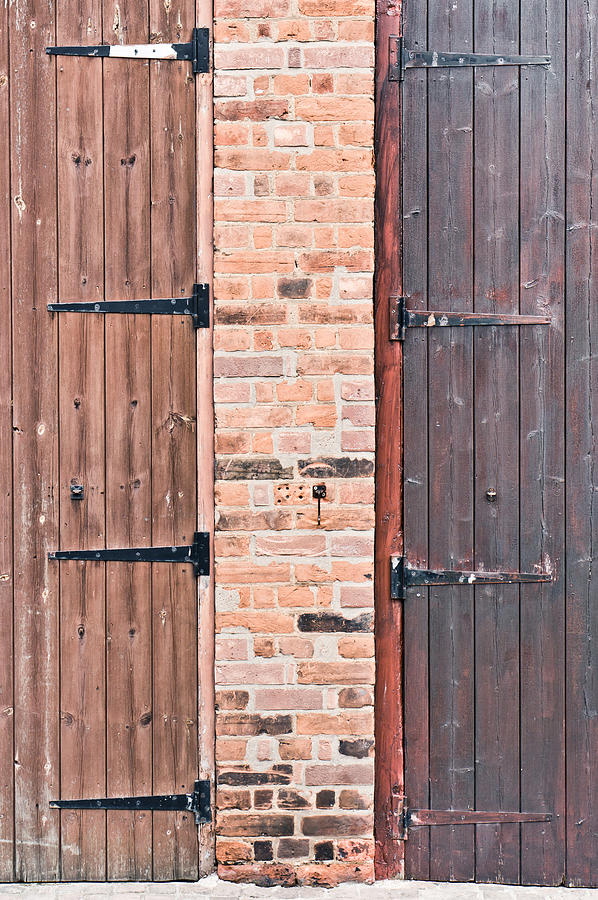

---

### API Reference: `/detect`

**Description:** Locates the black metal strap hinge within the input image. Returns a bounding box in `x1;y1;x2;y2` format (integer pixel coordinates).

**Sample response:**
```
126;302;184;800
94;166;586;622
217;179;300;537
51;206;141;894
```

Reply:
392;793;551;841
391;556;551;600
49;531;209;577
389;35;550;82
391;296;550;341
46;27;209;74
48;283;209;329
51;779;211;825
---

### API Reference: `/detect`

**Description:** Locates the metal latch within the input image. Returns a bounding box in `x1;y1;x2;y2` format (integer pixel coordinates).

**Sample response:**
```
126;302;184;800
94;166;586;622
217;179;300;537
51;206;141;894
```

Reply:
390;296;550;341
391;556;552;600
49;531;210;578
47;27;209;74
389;35;550;82
48;283;209;330
392;792;551;841
51;779;211;825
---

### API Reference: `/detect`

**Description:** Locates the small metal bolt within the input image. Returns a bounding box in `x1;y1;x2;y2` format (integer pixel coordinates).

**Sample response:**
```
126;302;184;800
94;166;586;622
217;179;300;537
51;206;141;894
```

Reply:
312;484;326;526
486;488;497;503
70;483;84;500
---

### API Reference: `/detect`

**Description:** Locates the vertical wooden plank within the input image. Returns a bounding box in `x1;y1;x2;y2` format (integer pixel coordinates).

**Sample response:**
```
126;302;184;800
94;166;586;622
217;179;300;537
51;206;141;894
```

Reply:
196;0;216;876
102;0;153;880
520;0;566;885
401;0;429;881
149;0;199;880
426;0;475;882
55;0;106;880
565;0;598;887
10;0;60;880
0;0;14;881
373;0;404;881
472;0;521;883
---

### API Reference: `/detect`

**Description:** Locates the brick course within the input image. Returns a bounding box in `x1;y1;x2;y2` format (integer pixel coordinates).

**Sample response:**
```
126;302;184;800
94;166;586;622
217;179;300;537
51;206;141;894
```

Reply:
213;0;375;886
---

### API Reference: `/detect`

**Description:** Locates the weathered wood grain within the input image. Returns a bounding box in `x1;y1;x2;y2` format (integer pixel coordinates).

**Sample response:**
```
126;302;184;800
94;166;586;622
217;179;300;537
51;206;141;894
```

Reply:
373;0;404;881
401;0;429;879
56;0;107;879
149;0;199;879
565;0;598;886
519;0;566;885
472;0;521;883
0;0;14;880
426;0;475;881
10;0;60;880
103;0;153;880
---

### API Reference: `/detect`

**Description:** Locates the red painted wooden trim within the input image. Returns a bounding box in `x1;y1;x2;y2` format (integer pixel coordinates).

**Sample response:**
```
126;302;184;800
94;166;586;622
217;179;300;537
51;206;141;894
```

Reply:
374;0;404;881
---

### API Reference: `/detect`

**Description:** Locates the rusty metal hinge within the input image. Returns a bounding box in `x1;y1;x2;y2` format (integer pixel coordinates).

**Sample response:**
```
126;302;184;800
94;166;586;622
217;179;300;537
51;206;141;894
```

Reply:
392;793;552;841
51;780;211;825
390;296;550;341
47;27;209;74
391;556;552;600
48;283;209;330
389;35;550;82
49;532;210;578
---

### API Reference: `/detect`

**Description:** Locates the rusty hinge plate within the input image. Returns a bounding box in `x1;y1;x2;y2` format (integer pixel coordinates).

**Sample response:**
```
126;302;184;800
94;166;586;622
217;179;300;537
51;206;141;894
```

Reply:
51;780;211;825
391;556;552;600
48;283;209;329
390;296;550;340
49;532;210;578
389;35;550;82
392;794;552;841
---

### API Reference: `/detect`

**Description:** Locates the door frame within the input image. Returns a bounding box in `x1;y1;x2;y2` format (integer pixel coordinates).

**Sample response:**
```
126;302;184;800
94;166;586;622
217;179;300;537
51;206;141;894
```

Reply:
196;0;216;874
374;0;404;881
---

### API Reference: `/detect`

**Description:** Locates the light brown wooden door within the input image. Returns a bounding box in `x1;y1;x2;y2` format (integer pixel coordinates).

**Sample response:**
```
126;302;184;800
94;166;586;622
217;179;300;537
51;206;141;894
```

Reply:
1;0;208;881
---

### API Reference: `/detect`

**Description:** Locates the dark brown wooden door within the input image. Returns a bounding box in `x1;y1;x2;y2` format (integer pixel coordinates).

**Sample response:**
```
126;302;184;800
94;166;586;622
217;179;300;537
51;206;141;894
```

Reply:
397;0;598;887
0;0;209;881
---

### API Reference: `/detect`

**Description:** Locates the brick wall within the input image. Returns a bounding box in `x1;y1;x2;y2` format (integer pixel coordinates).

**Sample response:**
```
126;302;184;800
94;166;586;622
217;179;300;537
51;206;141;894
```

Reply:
212;0;376;886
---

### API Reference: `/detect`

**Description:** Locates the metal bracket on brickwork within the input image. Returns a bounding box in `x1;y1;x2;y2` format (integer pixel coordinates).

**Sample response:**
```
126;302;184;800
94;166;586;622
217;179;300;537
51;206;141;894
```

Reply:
390;556;552;600
49;532;210;578
390;296;551;341
48;283;209;330
51;780;211;825
388;35;550;82
46;27;210;74
391;793;551;841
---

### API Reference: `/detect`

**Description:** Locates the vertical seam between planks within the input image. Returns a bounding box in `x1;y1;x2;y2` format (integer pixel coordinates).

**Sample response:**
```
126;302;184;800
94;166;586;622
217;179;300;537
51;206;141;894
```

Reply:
53;0;61;876
562;0;572;880
100;0;109;868
473;9;478;875
7;0;15;880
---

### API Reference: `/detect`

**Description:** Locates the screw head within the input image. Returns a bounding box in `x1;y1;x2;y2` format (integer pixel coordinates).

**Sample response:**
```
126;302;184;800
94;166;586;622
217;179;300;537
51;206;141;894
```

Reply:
486;488;497;503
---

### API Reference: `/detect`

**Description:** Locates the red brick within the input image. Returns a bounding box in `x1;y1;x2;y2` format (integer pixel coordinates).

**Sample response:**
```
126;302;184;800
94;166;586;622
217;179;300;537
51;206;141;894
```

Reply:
216;662;287;685
297;661;374;685
254;688;323;710
215;46;286;70
256;534;327;557
305;763;374;786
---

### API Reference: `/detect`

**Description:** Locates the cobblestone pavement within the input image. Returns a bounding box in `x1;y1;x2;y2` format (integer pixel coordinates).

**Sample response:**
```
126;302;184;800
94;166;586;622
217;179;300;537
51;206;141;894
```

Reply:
0;876;593;899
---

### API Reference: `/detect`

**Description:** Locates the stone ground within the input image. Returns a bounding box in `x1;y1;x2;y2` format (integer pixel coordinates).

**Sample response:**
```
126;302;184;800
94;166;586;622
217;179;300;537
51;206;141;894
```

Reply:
0;876;593;899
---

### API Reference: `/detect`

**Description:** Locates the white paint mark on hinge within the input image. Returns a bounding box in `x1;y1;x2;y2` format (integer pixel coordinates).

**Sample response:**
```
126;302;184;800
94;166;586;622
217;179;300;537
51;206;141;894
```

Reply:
109;43;178;59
